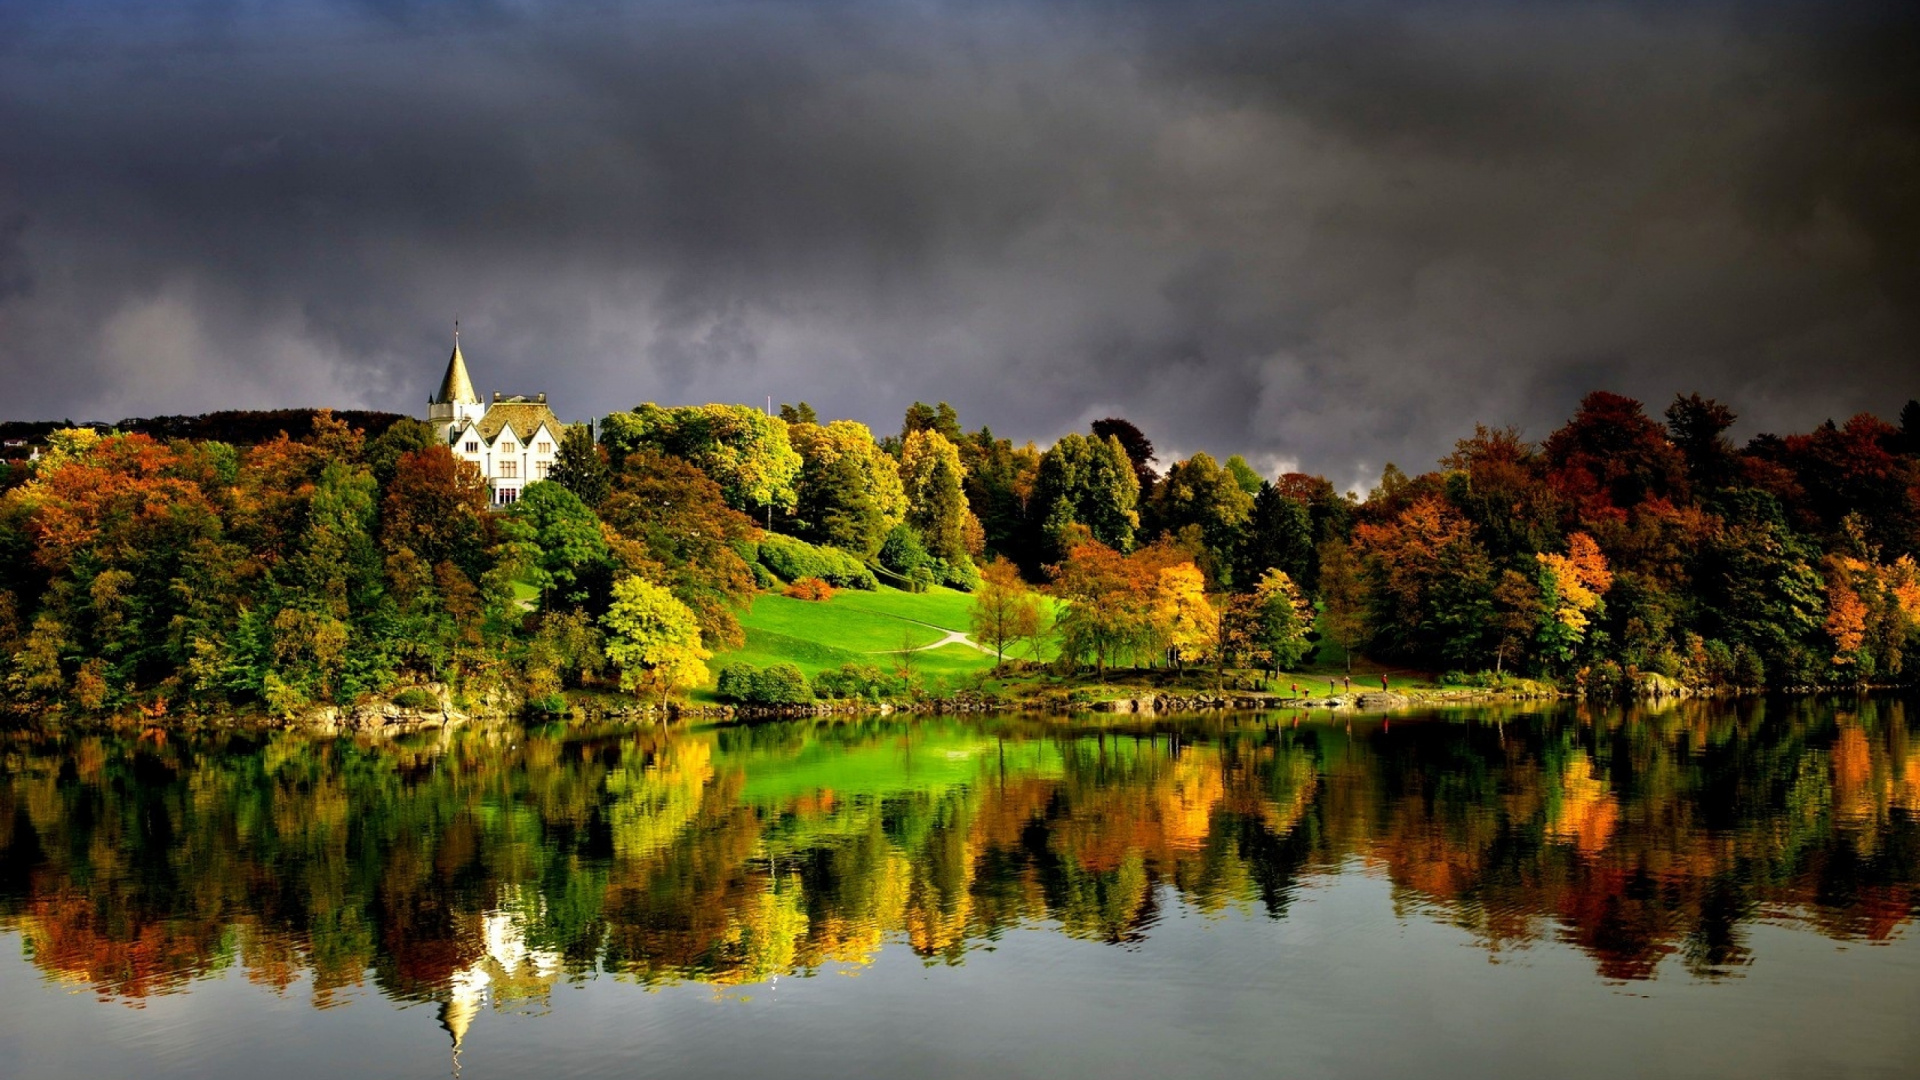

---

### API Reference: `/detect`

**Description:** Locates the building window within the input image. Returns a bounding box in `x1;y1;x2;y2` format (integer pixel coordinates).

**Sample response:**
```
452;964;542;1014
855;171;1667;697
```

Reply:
464;441;479;453
536;441;551;454
496;487;518;506
536;461;551;479
501;442;515;454
499;460;517;478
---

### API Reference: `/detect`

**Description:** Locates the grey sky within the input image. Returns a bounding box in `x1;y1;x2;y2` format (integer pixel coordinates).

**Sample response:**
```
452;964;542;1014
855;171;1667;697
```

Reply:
1;0;1914;487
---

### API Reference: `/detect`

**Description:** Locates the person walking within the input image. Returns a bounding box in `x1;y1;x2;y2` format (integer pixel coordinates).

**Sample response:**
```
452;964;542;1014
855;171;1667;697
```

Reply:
1343;675;1352;693
1380;673;1390;692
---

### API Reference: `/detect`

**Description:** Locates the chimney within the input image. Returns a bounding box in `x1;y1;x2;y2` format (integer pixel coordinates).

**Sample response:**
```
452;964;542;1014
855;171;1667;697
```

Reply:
492;390;501;403
537;392;546;403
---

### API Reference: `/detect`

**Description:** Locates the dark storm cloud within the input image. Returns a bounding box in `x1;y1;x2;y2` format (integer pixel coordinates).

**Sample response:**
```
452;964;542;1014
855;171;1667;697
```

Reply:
0;0;1914;482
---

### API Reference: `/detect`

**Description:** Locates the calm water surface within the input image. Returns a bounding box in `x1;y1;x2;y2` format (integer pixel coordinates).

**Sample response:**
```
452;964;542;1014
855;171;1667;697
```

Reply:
3;698;1918;1078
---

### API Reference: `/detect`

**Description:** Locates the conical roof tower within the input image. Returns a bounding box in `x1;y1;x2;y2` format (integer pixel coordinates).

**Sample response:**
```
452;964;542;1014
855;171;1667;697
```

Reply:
434;327;479;406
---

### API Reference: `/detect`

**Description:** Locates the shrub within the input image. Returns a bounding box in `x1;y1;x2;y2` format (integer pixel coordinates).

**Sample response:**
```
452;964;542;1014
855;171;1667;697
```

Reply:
942;554;980;592
750;562;779;590
812;662;906;700
783;576;835;602
392;686;439;710
879;523;930;577
526;692;567;716
714;662;814;706
758;533;878;590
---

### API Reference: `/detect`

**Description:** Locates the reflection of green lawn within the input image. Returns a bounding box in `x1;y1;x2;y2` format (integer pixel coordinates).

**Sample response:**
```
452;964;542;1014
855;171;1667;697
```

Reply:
735;728;1062;807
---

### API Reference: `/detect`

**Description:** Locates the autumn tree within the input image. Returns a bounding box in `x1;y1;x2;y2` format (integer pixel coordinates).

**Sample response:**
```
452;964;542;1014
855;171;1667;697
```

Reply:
789;419;907;558
969;558;1044;668
601;574;711;707
1050;539;1142;675
898;429;976;569
598;451;760;650
599;403;801;516
1152;563;1217;670
1533;532;1614;668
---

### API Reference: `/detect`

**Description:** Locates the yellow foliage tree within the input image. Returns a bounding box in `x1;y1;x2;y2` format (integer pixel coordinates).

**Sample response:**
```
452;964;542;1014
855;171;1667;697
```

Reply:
1536;531;1612;635
1153;563;1217;669
601;575;712;706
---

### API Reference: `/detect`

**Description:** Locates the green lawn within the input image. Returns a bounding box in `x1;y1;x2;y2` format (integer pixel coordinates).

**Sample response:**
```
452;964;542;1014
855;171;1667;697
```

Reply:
697;584;1013;699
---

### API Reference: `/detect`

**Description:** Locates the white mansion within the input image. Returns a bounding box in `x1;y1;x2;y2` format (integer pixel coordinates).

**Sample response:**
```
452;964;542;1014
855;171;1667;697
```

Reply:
427;333;568;506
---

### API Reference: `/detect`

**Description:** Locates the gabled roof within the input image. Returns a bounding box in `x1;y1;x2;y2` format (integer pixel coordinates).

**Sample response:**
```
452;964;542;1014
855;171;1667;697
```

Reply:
433;338;478;405
475;401;565;446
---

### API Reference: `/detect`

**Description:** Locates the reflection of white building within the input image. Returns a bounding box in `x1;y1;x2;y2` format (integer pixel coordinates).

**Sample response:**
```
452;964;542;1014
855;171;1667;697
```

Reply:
427;332;568;507
438;898;566;1055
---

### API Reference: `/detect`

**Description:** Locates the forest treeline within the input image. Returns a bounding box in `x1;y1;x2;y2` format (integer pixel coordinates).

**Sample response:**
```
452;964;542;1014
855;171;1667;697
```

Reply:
1;390;1918;717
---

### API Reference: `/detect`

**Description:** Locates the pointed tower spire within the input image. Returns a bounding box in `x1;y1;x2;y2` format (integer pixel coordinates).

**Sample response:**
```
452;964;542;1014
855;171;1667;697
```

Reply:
434;323;478;406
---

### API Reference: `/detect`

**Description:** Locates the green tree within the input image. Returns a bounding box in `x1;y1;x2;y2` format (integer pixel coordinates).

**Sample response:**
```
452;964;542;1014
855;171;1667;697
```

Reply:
550;424;611;507
1223;454;1263;495
1148;452;1254;587
512;481;613;610
1252;568;1314;673
1317;538;1369;674
1032;433;1140;559
601;574;711;706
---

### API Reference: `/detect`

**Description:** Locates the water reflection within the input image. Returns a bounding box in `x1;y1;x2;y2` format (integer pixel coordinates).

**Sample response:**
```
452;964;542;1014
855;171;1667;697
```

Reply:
2;698;1917;1044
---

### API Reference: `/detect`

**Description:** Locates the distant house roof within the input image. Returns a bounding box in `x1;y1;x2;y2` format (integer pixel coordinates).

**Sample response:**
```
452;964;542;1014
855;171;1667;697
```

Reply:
473;400;564;445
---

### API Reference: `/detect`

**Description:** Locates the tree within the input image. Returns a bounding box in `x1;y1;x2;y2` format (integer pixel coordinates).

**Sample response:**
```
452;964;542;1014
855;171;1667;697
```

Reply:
779;401;818;426
1490;569;1541;676
549;424;611;507
898;429;975;566
902;401;962;444
1050;539;1143;675
1091;417;1159;495
1149;452;1254;586
1544;391;1688;517
1533;532;1613;668
598;403;801;515
1032;433;1140;559
1237;483;1315;593
365;417;439;486
600;575;711;707
1354;494;1492;664
1317;538;1369;674
1665;393;1738;494
789;419;906;557
511;480;612;610
1152;563;1217;669
1251;568;1314;673
380;446;491;581
969;558;1044;668
598;451;760;650
1223;454;1263;495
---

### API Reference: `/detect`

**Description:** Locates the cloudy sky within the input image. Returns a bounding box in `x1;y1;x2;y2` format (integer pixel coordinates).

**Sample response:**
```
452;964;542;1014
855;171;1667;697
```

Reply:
1;0;1914;486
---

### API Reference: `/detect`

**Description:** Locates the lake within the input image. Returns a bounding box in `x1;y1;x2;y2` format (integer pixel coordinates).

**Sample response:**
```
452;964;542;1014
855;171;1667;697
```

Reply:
2;698;1918;1078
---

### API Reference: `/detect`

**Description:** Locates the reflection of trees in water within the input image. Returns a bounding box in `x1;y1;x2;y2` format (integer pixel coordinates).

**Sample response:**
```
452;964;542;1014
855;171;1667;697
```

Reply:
1;699;1918;1013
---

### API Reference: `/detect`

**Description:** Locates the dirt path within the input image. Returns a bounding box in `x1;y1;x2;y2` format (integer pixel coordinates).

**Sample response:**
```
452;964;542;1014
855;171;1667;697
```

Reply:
864;615;995;654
